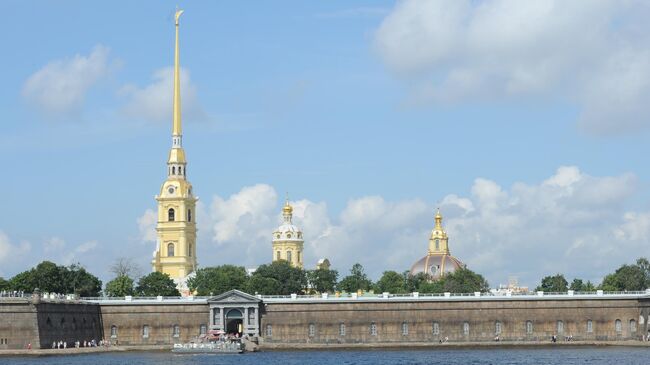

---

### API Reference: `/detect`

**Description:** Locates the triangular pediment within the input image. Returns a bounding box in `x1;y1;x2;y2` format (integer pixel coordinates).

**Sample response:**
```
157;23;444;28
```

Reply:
207;289;261;303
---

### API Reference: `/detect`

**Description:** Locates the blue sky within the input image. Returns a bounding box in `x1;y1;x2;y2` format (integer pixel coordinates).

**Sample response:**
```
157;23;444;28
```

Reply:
2;0;650;290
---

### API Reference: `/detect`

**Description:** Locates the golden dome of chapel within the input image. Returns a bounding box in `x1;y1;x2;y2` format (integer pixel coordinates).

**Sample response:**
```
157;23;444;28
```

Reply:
409;209;465;279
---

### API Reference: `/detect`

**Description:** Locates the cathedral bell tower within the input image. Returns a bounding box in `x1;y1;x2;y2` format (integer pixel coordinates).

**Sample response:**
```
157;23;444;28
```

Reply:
272;197;304;268
151;9;198;282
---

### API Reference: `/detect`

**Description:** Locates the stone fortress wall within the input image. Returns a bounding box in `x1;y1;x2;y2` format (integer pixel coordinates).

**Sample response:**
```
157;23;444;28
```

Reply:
0;297;102;350
2;292;650;349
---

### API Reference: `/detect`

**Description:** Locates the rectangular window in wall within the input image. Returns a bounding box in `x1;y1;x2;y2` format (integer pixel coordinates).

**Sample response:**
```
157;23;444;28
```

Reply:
433;322;440;335
142;325;150;338
526;321;533;334
463;322;469;335
200;324;207;336
557;321;564;334
495;321;502;334
249;308;256;323
266;324;272;337
213;308;221;325
339;323;346;337
402;322;409;336
587;320;593;333
370;322;377;336
308;323;315;337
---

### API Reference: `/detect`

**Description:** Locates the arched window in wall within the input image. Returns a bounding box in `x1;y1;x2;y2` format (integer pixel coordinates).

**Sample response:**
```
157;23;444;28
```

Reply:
615;319;622;333
142;325;150;338
557;320;564;334
339;323;346;336
495;321;502;334
276;251;281;261
287;251;292;263
308;323;315;337
110;325;118;338
630;319;637;333
432;322;440;335
587;320;593;333
266;324;272;337
370;322;377;336
526;320;533;334
172;324;180;337
168;243;175;257
401;321;409;336
168;208;175;221
463;322;470;335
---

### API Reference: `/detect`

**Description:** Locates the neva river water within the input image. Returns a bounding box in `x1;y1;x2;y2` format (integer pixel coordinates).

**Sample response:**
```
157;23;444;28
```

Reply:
2;347;650;365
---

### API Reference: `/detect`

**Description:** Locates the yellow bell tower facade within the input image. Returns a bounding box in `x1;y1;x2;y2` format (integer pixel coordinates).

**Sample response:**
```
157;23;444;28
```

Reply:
151;9;198;281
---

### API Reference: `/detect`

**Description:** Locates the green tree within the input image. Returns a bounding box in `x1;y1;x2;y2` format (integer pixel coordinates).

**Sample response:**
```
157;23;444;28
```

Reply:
418;279;445;293
442;268;490;293
569;278;585;291
600;264;647;291
0;277;8;291
338;263;373;292
307;268;339;293
375;271;408;293
248;261;307;295
105;275;135;297
187;265;249;296
404;272;430;292
64;264;102;297
535;274;568;292
247;275;281;295
136;272;180;296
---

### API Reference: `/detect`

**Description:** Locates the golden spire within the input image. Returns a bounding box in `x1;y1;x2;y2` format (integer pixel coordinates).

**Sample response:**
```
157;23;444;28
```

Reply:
172;9;184;137
283;193;293;215
434;208;443;230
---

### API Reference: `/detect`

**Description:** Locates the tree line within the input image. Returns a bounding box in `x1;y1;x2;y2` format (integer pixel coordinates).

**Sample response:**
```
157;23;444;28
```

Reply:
535;257;650;292
1;257;649;297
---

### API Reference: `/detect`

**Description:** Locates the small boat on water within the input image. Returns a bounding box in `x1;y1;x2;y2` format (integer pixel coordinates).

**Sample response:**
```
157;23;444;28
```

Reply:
172;338;245;354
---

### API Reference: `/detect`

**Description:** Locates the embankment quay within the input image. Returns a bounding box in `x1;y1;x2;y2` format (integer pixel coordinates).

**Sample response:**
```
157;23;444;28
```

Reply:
2;289;650;350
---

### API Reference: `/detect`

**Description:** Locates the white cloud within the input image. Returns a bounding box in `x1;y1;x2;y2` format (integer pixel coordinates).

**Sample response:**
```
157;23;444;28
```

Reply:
44;237;66;253
0;231;31;277
62;240;98;265
374;0;650;134
120;67;203;122
22;45;113;114
137;209;157;243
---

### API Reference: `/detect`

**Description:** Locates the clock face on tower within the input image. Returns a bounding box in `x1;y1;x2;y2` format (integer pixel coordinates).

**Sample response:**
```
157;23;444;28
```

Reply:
168;186;175;195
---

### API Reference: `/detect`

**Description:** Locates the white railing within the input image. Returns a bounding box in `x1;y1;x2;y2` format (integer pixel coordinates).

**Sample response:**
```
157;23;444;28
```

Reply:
79;289;650;303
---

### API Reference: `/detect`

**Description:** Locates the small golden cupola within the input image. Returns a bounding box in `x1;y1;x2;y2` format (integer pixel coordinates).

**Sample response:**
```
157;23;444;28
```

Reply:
410;209;464;279
272;195;304;268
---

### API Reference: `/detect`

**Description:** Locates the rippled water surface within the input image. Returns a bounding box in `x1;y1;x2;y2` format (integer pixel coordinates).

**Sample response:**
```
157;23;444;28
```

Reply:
3;347;650;365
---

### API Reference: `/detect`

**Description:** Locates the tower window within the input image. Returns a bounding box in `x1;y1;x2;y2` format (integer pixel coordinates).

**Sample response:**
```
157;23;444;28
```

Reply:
168;243;175;257
179;166;182;175
276;251;281;261
168;208;175;221
188;209;192;222
189;243;192;257
297;251;301;263
435;239;440;250
172;166;176;175
287;251;292;263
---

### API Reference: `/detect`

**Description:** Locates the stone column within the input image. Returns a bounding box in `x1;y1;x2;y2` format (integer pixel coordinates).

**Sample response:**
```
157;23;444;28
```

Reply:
244;307;249;326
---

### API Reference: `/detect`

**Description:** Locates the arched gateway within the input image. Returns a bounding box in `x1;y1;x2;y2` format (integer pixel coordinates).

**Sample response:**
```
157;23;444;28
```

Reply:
208;290;262;337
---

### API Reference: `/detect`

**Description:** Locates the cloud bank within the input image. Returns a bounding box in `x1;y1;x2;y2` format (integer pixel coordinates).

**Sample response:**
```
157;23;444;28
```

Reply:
374;0;650;135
